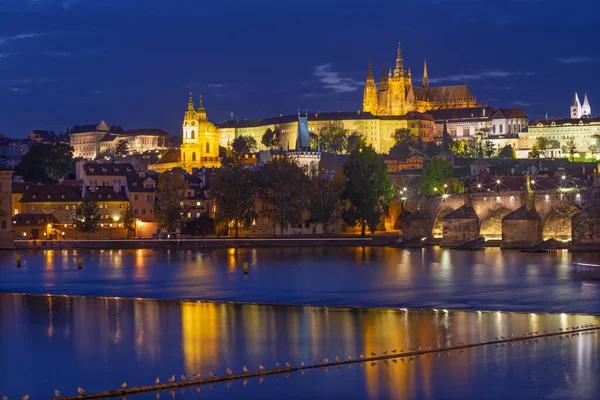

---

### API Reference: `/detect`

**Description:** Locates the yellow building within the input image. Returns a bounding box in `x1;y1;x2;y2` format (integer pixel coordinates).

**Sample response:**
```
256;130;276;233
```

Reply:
363;43;477;116
522;117;600;157
218;111;435;154
150;94;220;173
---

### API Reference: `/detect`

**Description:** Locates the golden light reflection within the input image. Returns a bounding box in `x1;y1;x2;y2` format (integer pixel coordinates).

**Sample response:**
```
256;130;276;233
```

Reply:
181;301;221;374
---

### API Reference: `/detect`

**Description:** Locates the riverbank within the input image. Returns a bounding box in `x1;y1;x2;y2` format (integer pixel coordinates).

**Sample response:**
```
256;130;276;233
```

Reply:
14;236;388;250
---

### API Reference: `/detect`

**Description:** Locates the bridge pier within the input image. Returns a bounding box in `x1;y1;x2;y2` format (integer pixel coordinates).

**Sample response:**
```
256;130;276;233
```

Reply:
440;205;480;247
571;205;600;251
501;205;542;249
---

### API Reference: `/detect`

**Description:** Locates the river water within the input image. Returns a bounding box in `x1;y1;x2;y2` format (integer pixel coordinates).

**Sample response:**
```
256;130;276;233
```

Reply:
1;247;600;313
1;247;600;399
0;294;599;399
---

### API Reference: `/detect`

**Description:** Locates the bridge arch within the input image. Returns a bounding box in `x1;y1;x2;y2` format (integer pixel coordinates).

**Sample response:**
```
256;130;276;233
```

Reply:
542;204;580;241
479;206;512;240
431;208;452;239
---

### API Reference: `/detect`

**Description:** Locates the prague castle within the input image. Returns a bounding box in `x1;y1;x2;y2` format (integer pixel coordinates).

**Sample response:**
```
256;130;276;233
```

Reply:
150;94;221;173
363;43;477;116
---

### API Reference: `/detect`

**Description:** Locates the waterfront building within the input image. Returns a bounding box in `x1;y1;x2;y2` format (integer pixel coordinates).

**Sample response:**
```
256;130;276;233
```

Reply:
125;173;157;221
0;169;14;248
363;44;477;116
83;186;129;226
11;180;32;216
19;184;82;223
150;94;221;173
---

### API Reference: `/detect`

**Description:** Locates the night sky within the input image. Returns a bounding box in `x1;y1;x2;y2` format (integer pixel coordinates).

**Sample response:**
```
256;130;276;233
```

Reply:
0;0;598;137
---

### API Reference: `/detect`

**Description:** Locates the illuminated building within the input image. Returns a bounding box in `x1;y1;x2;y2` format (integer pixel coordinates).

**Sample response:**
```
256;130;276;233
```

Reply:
0;169;13;248
150;94;221;173
363;43;477;116
218;111;434;154
523;117;600;157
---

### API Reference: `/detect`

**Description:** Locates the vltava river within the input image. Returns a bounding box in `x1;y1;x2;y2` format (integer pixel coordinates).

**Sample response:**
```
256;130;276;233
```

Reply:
0;247;599;313
0;294;598;399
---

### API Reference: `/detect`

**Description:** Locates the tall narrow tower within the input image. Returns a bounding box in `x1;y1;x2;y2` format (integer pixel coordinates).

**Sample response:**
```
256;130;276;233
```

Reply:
571;92;582;118
387;43;407;116
362;60;378;114
582;93;592;117
423;58;429;91
379;64;388;91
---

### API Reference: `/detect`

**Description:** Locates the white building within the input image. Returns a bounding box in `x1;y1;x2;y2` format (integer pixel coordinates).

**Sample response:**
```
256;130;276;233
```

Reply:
69;121;112;159
490;108;528;136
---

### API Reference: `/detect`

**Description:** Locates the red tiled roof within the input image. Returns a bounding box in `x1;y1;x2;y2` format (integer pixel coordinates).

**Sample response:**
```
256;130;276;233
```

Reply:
20;185;82;203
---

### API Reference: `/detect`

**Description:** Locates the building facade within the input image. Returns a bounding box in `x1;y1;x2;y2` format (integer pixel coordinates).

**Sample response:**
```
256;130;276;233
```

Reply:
571;92;592;118
363;44;477;116
150;94;221;173
69;121;113;159
523;118;600;156
0;170;13;248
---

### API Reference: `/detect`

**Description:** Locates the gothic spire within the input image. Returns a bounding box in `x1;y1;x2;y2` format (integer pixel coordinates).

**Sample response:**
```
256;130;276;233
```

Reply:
423;58;429;90
367;59;373;79
197;94;207;120
572;92;581;107
442;119;450;152
380;63;388;91
394;42;404;77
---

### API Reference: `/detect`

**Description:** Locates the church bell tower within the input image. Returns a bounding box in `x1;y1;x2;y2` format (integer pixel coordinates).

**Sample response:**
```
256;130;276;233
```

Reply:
362;60;378;114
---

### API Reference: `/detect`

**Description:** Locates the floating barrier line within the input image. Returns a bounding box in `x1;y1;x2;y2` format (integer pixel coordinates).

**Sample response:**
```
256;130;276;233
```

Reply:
46;325;600;400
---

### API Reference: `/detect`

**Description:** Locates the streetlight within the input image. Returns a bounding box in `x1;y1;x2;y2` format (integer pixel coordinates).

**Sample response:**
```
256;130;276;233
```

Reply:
561;175;566;180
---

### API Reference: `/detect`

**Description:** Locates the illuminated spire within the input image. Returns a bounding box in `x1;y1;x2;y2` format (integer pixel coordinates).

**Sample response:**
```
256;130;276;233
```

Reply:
197;94;207;120
423;58;429;90
380;64;388;91
367;59;373;79
394;42;404;77
187;92;195;112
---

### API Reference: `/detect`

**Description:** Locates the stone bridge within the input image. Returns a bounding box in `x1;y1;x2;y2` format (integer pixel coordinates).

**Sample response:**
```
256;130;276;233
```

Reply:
398;188;599;247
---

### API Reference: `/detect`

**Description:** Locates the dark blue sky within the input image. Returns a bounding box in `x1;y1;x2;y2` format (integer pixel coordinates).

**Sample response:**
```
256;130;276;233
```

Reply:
0;0;598;137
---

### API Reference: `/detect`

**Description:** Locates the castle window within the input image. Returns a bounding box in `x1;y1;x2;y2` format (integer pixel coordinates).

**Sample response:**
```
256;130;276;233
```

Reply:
192;152;197;162
191;130;195;140
499;124;503;134
492;125;496;134
206;142;210;153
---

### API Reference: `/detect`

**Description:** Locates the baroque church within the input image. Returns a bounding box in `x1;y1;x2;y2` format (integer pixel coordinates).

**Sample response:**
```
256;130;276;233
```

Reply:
150;94;221;173
363;43;477;116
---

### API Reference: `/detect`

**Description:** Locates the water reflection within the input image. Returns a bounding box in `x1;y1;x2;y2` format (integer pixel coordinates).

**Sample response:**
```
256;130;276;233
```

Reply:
0;294;599;399
3;247;600;314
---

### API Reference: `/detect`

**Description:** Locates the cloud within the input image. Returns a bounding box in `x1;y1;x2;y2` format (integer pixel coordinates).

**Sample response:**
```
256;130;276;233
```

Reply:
313;63;362;93
304;93;326;98
207;83;224;88
0;33;43;45
429;70;534;84
512;101;532;107
555;56;593;64
43;51;72;57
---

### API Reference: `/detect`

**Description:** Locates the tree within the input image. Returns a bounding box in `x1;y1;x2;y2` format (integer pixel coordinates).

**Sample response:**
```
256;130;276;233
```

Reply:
589;144;598;156
74;198;101;234
390;128;422;159
483;140;496;158
420;158;454;195
450;139;478;158
308;162;346;234
210;154;257;237
154;169;187;232
261;128;281;150
319;122;348;154
259;156;310;235
309;132;319;150
498;144;516;159
342;145;394;236
232;135;257;154
424;141;441;157
562;137;577;162
115;140;129;156
347;132;366;153
122;206;135;237
15;142;75;184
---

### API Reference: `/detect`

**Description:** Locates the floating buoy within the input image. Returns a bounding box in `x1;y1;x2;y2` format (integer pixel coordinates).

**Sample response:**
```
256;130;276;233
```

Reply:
243;262;249;275
16;254;21;268
77;257;83;269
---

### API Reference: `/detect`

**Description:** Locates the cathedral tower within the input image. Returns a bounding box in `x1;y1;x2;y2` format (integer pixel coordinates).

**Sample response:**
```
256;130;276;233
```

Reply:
571;92;582;118
582;93;592;117
362;60;378;114
379;64;388;91
387;43;407;116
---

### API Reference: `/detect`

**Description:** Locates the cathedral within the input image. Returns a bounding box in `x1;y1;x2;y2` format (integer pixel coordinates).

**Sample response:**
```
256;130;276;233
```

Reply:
363;43;477;116
150;94;221;173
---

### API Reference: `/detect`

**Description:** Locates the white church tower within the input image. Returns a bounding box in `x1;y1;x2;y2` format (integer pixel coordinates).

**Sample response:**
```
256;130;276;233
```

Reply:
571;92;582;118
582;93;592;117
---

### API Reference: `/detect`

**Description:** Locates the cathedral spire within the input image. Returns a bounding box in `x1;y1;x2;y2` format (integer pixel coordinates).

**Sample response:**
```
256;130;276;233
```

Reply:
423;58;429;90
442;119;450;153
367;59;373;79
394;42;404;77
582;93;592;117
380;64;388;91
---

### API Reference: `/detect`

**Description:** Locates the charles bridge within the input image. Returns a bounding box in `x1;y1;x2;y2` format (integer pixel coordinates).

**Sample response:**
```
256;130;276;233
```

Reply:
394;187;600;250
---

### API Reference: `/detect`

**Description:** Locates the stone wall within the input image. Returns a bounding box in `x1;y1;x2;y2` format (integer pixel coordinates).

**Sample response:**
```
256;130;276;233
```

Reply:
501;220;542;248
441;219;480;246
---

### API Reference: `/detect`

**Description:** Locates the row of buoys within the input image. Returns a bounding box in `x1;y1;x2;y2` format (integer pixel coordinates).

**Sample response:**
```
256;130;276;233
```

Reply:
42;324;600;400
15;255;83;269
